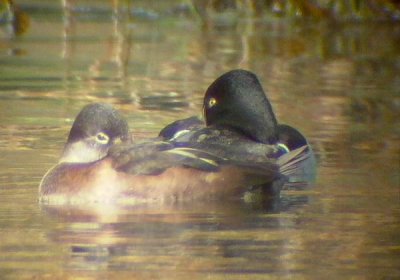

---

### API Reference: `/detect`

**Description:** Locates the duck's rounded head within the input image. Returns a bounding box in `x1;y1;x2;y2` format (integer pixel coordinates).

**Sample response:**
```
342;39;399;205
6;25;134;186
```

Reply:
203;69;278;144
61;103;131;163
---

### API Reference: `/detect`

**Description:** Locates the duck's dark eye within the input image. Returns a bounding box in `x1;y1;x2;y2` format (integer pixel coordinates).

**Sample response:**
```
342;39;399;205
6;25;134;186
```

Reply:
207;97;217;109
95;132;110;144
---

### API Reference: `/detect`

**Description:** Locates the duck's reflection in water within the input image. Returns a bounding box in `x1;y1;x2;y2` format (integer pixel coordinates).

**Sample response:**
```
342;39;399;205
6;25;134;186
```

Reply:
41;186;313;274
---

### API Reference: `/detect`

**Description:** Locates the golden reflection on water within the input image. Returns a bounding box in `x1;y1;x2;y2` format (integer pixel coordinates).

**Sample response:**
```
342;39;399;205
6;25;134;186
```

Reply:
0;1;399;279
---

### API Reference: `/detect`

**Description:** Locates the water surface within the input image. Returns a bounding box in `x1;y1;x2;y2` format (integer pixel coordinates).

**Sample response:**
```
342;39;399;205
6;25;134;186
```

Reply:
0;1;399;279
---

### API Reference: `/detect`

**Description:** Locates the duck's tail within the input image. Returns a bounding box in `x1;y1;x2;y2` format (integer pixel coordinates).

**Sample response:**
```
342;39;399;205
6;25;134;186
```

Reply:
277;145;313;177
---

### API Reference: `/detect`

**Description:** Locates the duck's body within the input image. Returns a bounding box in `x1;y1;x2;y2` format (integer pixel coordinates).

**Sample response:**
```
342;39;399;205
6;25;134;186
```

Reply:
39;103;297;205
40;155;279;204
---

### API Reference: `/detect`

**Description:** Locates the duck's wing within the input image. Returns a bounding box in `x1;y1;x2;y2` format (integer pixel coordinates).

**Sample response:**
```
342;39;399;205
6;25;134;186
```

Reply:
109;139;224;175
114;146;222;175
109;140;281;185
108;139;173;172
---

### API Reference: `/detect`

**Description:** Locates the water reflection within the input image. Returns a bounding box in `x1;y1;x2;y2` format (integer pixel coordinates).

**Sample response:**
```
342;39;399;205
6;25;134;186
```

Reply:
40;192;312;275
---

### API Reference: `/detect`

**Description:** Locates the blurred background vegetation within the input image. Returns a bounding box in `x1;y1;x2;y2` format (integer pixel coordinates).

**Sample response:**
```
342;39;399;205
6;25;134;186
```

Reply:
1;0;400;38
192;0;400;23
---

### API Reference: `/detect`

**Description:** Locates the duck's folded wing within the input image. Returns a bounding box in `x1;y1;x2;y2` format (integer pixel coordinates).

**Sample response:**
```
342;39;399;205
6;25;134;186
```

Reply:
110;141;225;175
111;142;280;185
109;139;173;169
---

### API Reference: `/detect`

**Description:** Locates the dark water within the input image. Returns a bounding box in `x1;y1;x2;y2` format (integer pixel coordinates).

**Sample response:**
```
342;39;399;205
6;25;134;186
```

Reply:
0;1;399;279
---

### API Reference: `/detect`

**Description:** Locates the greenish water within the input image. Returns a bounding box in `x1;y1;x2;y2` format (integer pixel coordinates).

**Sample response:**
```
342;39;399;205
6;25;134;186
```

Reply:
0;1;399;279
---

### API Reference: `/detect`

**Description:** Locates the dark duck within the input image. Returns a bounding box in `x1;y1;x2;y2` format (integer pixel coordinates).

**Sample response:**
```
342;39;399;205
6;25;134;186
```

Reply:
159;69;314;184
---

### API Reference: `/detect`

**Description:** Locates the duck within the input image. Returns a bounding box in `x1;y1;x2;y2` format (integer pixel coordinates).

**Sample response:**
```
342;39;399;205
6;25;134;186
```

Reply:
159;69;313;182
39;103;305;205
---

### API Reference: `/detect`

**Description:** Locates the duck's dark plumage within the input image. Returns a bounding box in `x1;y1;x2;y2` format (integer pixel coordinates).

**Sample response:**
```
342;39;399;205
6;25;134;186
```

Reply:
203;69;278;144
277;124;308;150
159;69;314;184
159;116;203;141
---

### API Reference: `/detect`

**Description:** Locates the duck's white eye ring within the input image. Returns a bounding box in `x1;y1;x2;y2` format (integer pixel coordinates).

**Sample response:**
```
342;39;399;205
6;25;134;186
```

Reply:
207;97;217;108
95;132;110;144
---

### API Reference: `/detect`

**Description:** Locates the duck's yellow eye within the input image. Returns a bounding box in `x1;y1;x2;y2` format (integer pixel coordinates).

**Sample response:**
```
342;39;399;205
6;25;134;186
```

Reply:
95;132;109;144
207;97;217;108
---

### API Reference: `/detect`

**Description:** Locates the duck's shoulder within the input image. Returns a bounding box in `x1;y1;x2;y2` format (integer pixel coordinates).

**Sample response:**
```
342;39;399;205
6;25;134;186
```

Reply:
159;116;203;141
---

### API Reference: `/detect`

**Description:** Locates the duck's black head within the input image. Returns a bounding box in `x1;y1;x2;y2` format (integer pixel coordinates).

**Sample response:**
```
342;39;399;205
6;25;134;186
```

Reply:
61;103;131;163
203;69;278;144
